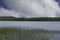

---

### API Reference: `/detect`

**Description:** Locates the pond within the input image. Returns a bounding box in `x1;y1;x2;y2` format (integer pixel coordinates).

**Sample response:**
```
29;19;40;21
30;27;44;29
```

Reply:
0;21;60;40
0;21;60;31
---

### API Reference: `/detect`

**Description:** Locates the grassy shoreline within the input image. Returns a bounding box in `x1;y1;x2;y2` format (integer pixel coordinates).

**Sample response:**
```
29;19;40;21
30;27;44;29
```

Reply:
0;27;60;40
0;27;60;34
0;27;50;40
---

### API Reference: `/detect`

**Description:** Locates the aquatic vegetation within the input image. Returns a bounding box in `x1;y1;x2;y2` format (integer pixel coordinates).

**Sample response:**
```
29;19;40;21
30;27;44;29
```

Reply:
0;27;51;40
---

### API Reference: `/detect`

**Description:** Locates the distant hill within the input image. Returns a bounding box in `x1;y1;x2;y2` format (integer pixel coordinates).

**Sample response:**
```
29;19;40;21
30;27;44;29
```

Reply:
0;16;60;21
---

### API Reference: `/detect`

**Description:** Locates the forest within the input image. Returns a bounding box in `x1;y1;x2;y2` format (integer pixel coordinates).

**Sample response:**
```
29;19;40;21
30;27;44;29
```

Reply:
0;16;60;21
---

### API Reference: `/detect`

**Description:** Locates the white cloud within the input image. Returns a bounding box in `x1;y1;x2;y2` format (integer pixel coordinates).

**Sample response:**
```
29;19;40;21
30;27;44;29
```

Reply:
0;7;20;17
2;0;60;17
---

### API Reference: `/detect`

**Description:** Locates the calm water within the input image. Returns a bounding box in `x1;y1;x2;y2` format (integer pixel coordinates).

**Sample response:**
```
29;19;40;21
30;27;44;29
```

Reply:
0;21;60;40
0;21;60;30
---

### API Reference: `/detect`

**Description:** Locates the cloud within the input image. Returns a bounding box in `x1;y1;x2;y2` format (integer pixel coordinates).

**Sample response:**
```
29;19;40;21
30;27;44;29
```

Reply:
0;7;20;17
2;0;60;17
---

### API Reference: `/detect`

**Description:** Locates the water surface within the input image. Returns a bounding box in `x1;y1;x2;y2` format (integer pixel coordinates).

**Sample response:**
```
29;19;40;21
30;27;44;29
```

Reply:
0;21;60;40
0;21;60;31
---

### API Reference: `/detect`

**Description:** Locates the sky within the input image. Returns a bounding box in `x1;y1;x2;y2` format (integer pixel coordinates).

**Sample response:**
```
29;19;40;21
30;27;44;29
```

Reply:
0;0;60;18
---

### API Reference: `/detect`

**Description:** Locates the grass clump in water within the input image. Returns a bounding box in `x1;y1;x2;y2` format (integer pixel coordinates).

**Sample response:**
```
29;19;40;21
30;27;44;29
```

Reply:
0;27;51;40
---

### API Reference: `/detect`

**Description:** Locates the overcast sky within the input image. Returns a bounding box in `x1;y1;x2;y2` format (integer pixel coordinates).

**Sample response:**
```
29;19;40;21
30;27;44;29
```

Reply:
0;0;60;18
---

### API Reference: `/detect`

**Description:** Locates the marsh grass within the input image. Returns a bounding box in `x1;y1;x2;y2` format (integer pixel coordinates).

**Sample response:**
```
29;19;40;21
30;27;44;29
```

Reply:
0;27;58;40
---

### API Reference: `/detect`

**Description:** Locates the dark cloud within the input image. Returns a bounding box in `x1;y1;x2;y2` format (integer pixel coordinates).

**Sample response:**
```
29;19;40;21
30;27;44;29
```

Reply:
0;0;8;9
55;0;60;6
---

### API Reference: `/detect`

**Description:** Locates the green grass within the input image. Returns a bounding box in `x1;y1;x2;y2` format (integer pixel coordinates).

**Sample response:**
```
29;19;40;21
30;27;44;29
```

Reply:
0;27;51;40
0;27;60;40
0;16;60;21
